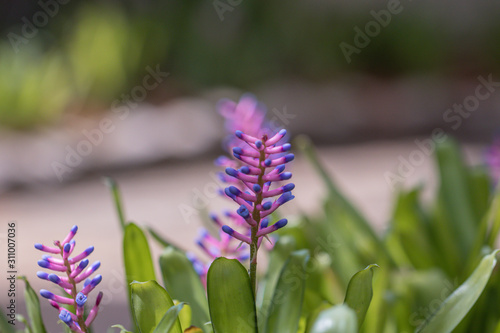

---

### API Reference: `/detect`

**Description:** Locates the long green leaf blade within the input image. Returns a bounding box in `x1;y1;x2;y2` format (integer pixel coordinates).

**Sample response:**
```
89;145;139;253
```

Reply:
104;177;127;231
207;258;257;333
310;304;358;333
131;281;182;333
265;249;310;333
0;312;15;333
159;247;209;328
124;222;156;329
19;276;47;333
343;264;377;328
416;250;499;333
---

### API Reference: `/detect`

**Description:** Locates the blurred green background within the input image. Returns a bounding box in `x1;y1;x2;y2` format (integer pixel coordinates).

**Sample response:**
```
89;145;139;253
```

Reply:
1;0;499;130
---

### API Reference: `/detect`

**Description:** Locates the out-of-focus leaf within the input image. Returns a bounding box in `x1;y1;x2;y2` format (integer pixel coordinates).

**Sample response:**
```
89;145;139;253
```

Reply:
435;138;477;257
416;250;499;333
257;235;296;330
0;311;15;333
309;304;358;333
265;250;310;333
343;264;378;328
131;281;182;333
467;167;491;222
16;314;31;333
104;177;127;231
175;301;191;331
124;223;156;330
159;247;209;328
295;135;388;261
19;276;47;333
153;303;184;333
147;226;182;250
207;258;257;333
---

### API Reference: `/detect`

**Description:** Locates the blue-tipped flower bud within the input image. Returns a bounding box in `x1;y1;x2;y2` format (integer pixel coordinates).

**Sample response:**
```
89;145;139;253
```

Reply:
40;289;54;300
262;202;273;210
279;172;292;180
37;271;49;280
84;279;91;287
90;261;101;272
235;130;243;138
78;259;89;269
70;225;78;234
240;166;250;174
225;167;238;177
253;184;262;192
91;275;102;287
222;225;234;236
283;183;295;192
284;154;295;163
34;243;43;250
264;159;272;167
274;219;288;229
59;310;72;324
37;260;50;268
84;246;94;255
279;129;287;136
277;192;295;205
255;140;263;149
282;143;291;151
48;274;61;284
63;243;71;253
260;218;269;229
75;292;87;307
237;205;250;218
276;164;286;173
228;186;241;196
233;147;243;155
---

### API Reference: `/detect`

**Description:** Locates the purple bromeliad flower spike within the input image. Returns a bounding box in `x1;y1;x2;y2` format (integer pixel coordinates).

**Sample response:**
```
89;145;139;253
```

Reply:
34;226;103;333
222;126;295;292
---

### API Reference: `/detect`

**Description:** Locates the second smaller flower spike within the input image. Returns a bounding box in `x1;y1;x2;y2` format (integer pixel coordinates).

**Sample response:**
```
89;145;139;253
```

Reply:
35;226;103;333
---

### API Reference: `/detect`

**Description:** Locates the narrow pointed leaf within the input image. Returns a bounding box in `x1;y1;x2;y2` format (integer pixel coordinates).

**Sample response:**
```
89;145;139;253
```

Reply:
416;250;499;333
153;303;185;333
131;280;182;333
19;276;47;333
160;247;209;328
104;177;127;231
265;249;310;333
343;264;377;328
207;258;257;333
310;304;358;333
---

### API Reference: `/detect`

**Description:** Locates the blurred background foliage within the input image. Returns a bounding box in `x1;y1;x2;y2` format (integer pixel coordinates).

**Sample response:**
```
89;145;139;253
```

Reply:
0;0;499;129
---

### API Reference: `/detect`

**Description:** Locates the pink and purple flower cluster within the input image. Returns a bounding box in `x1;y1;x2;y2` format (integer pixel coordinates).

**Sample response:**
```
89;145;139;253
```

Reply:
35;225;103;333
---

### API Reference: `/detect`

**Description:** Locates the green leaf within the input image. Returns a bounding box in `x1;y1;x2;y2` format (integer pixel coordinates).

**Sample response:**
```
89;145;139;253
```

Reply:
309;304;358;333
265;249;310;333
147;226;182;251
343;264;377;328
159;247;210;328
435;138;477;257
19;276;47;333
176;302;192;331
111;324;134;333
16;314;32;333
416;250;499;333
124;223;156;331
207;258;257;333
153;303;185;333
0;311;15;333
104;177;127;231
131;281;182;333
